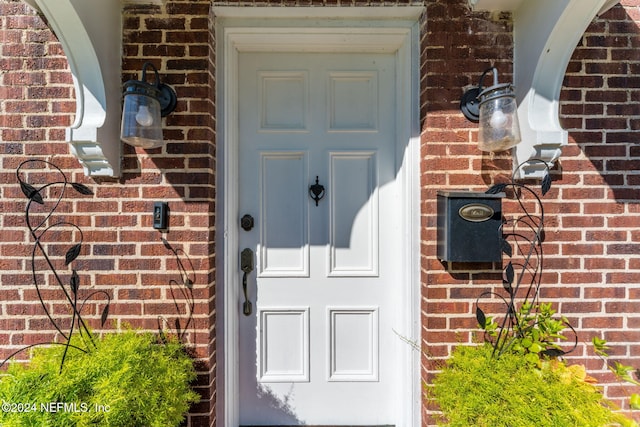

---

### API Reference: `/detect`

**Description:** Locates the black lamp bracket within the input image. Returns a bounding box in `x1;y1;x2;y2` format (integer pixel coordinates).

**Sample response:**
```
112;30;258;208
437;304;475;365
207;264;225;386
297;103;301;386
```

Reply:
157;83;177;117
460;67;507;123
460;86;482;123
125;62;177;117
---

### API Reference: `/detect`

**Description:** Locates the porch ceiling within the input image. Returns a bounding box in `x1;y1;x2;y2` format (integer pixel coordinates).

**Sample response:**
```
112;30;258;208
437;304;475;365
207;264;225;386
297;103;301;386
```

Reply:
468;0;621;179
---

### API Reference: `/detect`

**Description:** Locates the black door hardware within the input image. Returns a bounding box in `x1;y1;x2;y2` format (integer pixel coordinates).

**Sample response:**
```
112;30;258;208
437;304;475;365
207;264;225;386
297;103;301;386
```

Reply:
240;248;254;316
308;176;325;207
241;214;254;231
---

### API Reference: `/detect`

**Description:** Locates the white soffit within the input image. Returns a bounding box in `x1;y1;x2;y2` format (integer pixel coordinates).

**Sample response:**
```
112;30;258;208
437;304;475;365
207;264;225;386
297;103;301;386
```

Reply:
469;0;620;179
22;0;122;177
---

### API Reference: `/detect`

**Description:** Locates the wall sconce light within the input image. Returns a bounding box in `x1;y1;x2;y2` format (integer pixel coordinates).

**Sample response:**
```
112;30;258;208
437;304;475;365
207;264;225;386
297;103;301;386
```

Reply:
121;62;177;149
460;67;521;152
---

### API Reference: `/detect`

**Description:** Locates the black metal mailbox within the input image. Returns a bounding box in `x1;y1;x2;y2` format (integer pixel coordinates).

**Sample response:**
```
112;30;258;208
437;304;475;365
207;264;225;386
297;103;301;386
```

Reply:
437;190;505;262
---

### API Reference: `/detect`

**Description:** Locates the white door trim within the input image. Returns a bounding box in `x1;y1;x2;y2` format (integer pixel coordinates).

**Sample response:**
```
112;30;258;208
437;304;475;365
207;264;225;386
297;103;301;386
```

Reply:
215;9;423;426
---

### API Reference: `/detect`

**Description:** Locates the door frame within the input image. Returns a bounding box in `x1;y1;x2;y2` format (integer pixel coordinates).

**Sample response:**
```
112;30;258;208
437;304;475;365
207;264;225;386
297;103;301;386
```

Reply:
214;7;424;426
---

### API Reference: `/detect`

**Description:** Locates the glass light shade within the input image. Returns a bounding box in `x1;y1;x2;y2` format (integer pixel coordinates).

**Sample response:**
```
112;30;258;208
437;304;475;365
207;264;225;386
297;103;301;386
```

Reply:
120;93;164;149
477;86;521;152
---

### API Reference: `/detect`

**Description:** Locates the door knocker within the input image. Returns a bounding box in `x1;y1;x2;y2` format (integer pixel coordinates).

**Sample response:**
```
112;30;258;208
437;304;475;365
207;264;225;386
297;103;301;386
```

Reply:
309;176;325;207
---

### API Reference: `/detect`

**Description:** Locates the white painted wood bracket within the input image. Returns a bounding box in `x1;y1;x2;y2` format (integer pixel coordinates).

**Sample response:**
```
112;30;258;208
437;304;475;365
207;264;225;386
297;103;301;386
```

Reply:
469;0;620;179
23;0;122;177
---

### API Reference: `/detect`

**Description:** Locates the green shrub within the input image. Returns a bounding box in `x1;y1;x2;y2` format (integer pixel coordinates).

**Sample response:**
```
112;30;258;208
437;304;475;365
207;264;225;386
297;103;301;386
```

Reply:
431;343;636;427
0;330;200;427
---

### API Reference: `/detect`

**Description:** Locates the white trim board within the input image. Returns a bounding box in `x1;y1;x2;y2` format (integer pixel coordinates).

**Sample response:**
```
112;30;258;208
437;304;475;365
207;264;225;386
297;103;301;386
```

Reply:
213;6;424;20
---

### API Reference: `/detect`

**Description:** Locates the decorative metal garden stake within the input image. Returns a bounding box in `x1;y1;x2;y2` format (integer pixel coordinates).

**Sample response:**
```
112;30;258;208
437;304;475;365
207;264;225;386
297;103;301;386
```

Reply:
4;160;111;372
475;160;577;358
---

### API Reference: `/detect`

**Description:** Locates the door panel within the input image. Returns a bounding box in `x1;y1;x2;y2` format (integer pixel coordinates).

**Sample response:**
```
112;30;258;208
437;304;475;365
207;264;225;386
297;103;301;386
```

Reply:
259;152;309;277
327;71;378;131
259;308;310;382
328;151;378;276
238;52;400;426
328;307;379;382
259;71;309;132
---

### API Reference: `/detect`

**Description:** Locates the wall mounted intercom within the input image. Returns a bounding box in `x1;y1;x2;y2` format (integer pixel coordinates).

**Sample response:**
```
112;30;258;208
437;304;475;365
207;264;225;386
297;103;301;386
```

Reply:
153;201;169;230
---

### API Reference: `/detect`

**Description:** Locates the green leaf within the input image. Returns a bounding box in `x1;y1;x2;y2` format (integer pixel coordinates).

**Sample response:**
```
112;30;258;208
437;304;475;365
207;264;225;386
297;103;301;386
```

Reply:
532;329;540;341
592;336;609;357
612;362;636;382
529;342;543;353
630;393;640;410
524;352;539;364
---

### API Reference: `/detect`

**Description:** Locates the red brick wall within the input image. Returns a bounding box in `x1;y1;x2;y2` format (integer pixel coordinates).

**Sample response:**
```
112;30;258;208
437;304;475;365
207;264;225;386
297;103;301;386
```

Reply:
0;1;76;348
420;2;514;424
559;0;640;409
122;2;215;424
2;0;640;426
422;0;640;425
0;1;215;426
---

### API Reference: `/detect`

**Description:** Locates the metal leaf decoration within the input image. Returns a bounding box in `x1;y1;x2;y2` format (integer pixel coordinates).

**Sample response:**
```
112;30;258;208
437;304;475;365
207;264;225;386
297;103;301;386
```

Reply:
476;306;487;328
9;159;111;373
503;278;514;296
501;238;512;257
538;228;546;244
542;348;566;358
20;182;44;204
65;243;82;265
100;304;110;327
485;183;507;195
70;270;80;294
541;173;552;196
174;318;182;338
476;159;576;361
71;182;94;196
504;261;515;286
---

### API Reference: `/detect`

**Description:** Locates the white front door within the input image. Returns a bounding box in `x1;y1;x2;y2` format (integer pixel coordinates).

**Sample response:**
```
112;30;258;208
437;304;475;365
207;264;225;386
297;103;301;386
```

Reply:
237;51;404;426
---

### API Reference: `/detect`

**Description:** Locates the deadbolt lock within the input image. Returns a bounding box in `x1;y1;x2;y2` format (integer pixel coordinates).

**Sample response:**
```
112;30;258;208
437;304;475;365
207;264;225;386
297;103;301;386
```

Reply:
241;214;254;231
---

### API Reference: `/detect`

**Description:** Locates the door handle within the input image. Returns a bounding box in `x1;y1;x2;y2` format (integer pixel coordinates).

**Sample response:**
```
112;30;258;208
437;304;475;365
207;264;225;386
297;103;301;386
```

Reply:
240;248;254;316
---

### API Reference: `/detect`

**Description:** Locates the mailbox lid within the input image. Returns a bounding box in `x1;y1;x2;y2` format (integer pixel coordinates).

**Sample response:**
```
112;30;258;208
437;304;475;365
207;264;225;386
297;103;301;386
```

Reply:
436;190;505;199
